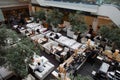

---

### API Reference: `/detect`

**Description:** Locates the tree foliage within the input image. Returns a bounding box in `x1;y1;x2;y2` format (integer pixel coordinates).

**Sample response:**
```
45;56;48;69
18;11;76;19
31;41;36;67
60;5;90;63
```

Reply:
6;37;40;78
68;11;87;33
99;25;120;48
0;24;40;78
103;0;120;6
0;24;19;57
46;9;64;27
6;43;32;78
70;74;93;80
34;9;46;21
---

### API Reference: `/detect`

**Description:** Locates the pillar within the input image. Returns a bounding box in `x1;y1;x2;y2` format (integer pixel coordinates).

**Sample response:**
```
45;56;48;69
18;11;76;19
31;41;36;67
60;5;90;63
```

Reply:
92;17;98;32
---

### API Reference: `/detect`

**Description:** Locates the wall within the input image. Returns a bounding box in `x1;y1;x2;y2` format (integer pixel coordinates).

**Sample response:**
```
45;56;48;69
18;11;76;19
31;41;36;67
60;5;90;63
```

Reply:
98;5;120;27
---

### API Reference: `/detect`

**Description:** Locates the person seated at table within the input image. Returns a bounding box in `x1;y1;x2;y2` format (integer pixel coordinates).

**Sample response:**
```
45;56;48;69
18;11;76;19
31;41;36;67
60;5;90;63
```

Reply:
87;48;99;65
44;36;48;42
50;32;54;36
40;36;48;44
86;33;91;39
94;35;102;41
88;25;93;35
113;49;119;58
36;18;40;23
99;41;106;51
74;49;79;57
110;61;119;71
76;32;82;42
36;29;40;34
87;39;91;48
31;30;35;35
94;72;109;80
60;55;64;64
58;64;66;79
73;69;78;79
86;39;95;50
67;49;71;59
50;45;58;54
31;57;34;63
34;62;44;72
54;33;59;39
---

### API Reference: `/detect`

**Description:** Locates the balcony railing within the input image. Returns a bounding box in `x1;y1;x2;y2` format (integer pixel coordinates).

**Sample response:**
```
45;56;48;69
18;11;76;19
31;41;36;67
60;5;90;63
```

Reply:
45;0;120;6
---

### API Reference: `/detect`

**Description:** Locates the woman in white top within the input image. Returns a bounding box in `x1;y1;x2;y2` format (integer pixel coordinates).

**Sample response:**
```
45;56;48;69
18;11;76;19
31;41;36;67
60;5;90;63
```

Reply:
34;62;44;72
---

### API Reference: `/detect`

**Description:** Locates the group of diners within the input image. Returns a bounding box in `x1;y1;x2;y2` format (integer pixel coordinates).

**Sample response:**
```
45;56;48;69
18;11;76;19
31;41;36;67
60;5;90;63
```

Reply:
15;22;100;60
12;21;120;80
29;53;55;80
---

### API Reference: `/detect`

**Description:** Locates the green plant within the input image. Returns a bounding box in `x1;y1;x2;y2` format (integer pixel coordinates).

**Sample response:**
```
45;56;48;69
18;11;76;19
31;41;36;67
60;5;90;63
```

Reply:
6;37;40;78
0;25;19;48
98;25;110;38
34;9;46;21
20;37;40;54
70;74;93;80
0;25;40;78
103;0;120;6
6;47;28;77
46;9;63;27
99;25;120;48
68;11;87;33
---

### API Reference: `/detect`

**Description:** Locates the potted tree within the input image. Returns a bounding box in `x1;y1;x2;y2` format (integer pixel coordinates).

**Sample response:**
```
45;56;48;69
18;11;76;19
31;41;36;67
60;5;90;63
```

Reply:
46;9;63;32
69;74;93;80
0;24;40;79
6;36;40;78
0;25;19;48
34;9;46;24
98;25;120;50
68;11;87;38
0;24;19;66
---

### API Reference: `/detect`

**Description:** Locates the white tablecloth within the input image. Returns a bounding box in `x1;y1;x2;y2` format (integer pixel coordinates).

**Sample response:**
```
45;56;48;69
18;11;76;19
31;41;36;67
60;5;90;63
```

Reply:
99;62;110;73
71;42;82;50
26;23;40;29
29;56;54;80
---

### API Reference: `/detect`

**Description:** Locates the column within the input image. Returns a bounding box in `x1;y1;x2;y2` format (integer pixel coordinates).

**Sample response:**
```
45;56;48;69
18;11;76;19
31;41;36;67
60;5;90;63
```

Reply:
92;17;98;32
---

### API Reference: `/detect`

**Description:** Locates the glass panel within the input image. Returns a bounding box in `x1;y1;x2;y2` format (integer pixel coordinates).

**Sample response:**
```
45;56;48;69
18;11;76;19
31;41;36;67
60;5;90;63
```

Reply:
45;0;120;6
0;9;4;21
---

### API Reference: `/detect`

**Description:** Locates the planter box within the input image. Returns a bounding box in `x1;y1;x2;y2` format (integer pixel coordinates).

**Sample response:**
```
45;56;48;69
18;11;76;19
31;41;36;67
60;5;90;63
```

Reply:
67;29;74;38
51;23;58;32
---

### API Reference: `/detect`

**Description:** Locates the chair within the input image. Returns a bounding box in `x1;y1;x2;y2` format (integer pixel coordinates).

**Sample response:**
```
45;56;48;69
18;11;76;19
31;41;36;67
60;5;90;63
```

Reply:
55;47;69;62
44;43;52;54
51;23;58;32
73;34;78;40
99;62;110;74
92;71;96;76
63;21;71;32
64;47;69;52
63;47;69;59
67;28;74;38
39;44;44;51
44;41;59;54
34;62;54;80
81;37;87;44
55;53;61;62
23;74;35;80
